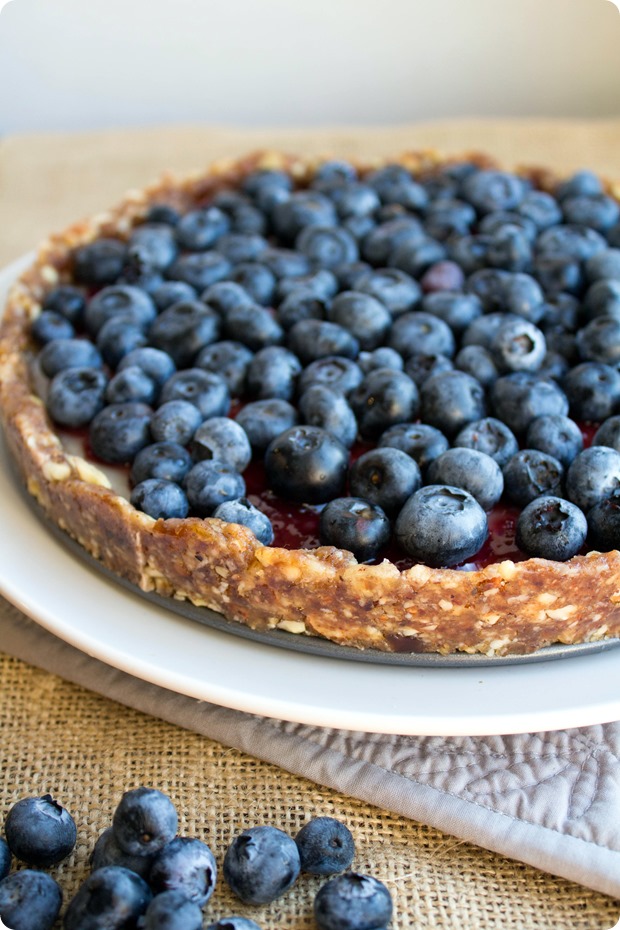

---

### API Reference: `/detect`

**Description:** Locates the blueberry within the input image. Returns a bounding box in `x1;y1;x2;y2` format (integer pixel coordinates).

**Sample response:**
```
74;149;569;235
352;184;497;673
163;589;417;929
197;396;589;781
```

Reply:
490;318;547;373
89;402;152;464
576;315;620;364
91;828;157;880
420;370;486;437
276;269;338;303
453;417;519;468
313;159;358;188
0;869;62;930
185;460;246;516
587;489;620;550
358;346;404;374
128;223;179;270
486;224;532;272
454;345;499;387
566;446;620;512
298;356;363;397
526;415;584;467
272;191;337;242
313;872;393;930
350;447;421;516
585;248;620;283
31;310;75;344
447;233;492;273
490;372;568;435
387;311;456;358
361;216;426;266
428;448;504;511
355;267;421;317
328;182;380;219
4;794;76;868
533;252;583;296
130;441;193;486
152;281;198;312
175;207;230;251
404;352;454;388
535;223;607;262
500;273;545;322
85;285;157;336
246;345;302;399
118;347;176;390
460;169;526;214
111;788;178;857
106;366;157;405
333;260;373;291
516;496;587;560
583;280;620;321
378;424;447;476
298;385;358;448
167;252;232;290
0;837;10;880
563;362;620;421
276;289;328;330
141;890;203;930
242;167;293;202
264;425;348;503
420;259;466;293
420;292;482;335
465;268;510;313
423;198;476;240
196;340;254;397
39;337;103;378
479;210;537;244
96;314;149;368
287;319;359;364
394;484;488;567
229;262;276;306
328;291;391;351
146;203;181;226
296;225;359;269
349;368;419;440
159;369;230;419
149;836;217;906
593;416;620;451
206;919;262;930
319;497;390;561
224;303;284;351
556;170;603;200
516;189;562;229
295;817;355;876
213;498;274;545
388;235;446;277
64;866;152;930
47;367;108;427
502;450;564;507
223;825;300;905
73;237;128;285
260;246;312;280
42;285;86;325
191;417;252;472
235;399;299;453
561;194;620;232
150;400;203;445
216;233;269;264
366;163;428;211
201;281;253;317
149;299;221;367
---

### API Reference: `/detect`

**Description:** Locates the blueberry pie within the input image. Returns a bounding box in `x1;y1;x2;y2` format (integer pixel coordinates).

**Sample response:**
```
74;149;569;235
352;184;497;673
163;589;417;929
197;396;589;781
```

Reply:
2;150;620;656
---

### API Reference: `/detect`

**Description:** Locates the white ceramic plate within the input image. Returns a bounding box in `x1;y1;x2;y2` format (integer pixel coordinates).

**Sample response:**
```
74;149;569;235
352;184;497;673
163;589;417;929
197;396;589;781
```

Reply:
2;256;620;736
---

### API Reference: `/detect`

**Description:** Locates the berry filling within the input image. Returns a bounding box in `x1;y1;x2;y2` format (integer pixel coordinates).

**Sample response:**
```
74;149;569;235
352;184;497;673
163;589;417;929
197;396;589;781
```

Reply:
31;157;620;569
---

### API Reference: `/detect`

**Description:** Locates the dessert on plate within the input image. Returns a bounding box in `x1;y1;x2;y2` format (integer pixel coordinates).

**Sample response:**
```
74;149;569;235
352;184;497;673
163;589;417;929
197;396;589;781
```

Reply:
2;149;620;656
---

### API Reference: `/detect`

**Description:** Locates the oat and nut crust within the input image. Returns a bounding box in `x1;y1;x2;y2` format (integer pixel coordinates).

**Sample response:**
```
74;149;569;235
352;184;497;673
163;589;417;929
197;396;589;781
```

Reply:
2;149;620;656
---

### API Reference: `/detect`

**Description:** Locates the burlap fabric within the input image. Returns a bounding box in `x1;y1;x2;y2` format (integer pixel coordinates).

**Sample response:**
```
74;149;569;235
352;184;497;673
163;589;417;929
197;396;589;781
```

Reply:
2;120;620;928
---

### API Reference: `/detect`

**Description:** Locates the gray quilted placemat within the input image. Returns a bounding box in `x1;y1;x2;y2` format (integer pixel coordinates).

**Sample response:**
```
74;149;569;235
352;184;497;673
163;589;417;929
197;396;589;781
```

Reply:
2;595;619;900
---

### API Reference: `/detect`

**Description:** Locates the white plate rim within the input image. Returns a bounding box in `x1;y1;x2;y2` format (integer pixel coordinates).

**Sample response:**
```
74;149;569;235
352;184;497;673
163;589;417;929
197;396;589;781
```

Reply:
2;255;620;736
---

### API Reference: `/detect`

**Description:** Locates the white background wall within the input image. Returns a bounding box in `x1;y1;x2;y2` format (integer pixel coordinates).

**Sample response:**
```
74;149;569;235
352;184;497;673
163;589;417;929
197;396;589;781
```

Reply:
0;0;619;133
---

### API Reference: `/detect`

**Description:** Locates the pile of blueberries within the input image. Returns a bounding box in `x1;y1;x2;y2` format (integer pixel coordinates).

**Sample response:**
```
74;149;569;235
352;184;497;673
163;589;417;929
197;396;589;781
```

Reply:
32;157;620;566
0;788;391;929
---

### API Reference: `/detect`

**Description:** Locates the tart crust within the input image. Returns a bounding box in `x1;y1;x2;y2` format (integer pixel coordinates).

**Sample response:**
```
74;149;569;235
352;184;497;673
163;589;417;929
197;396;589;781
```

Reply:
2;149;620;657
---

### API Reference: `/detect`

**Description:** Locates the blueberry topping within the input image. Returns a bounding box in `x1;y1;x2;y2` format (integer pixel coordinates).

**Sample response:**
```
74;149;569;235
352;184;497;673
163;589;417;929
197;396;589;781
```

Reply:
566;446;620;512
235;398;299;452
349;447;421;516
265;425;348;504
349;368;419;440
395;485;488;567
453;417;518;468
587;489;620;550
526;415;584;467
516;496;587;561
150;400;203;446
196;340;254;397
47;367;108;427
90;402;152;465
503;449;564;508
31;310;75;344
420;370;486;437
298;384;358;449
378;422;449;472
130;441;192;486
213;498;274;545
73;238;128;285
427;448;504;511
190;416;252;472
223;825;300;905
4;794;77;868
42;285;86;325
159;368;230;419
39;337;103;379
319;497;391;561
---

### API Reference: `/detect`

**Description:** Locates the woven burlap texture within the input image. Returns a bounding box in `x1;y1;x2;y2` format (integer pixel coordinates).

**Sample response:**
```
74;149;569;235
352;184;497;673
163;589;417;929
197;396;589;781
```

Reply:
1;650;618;930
